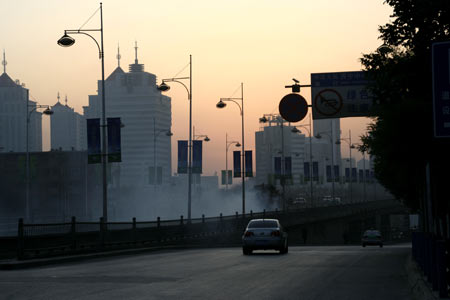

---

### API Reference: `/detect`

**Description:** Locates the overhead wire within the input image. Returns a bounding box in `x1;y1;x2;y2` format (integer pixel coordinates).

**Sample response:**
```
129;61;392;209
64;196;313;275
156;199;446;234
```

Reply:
78;6;100;31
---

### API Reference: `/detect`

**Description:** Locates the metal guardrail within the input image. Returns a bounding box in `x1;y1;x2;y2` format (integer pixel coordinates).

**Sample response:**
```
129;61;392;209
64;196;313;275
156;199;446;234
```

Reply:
15;199;405;260
411;232;450;298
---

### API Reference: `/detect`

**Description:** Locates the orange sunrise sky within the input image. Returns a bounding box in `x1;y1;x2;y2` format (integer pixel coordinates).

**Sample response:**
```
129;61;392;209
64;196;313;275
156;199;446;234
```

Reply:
0;0;393;175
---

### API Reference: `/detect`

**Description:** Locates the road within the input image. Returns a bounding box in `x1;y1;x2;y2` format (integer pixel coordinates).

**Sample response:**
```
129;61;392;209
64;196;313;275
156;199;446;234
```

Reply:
0;244;413;300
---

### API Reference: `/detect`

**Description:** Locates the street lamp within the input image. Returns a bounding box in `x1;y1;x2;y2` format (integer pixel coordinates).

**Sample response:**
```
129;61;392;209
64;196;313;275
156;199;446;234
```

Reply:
152;117;172;192
291;114;314;206
336;130;353;203
157;55;192;221
58;3;108;221
225;133;241;190
315;131;335;202
217;82;245;215
352;143;368;202
26;100;53;222
260;114;287;211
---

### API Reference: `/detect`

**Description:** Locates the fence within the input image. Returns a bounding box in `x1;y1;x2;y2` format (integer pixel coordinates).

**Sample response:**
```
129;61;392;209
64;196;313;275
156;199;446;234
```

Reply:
16;199;405;260
411;232;450;298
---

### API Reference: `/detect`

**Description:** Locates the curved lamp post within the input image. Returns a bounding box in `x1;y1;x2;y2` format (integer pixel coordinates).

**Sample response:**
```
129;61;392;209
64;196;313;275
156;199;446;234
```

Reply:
26;101;53;222
57;3;108;221
157;55;193;221
352;143;368;202
315;131;335;202
216;82;245;215
336;130;353;203
259;114;287;211
225;133;240;190
291;114;314;206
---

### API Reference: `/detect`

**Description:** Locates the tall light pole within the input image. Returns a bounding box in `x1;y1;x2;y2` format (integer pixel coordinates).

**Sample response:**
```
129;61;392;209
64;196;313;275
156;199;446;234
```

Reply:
315;130;335;202
153;117;172;192
259;114;287;211
336;130;353;203
57;3;108;221
353;142;368;202
157;55;192;221
291;114;314;206
217;82;245;215
25;96;53;222
225;133;240;190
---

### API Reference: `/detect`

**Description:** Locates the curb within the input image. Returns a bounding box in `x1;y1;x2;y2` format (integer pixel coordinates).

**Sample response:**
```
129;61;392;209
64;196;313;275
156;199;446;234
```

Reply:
406;254;440;300
0;245;193;270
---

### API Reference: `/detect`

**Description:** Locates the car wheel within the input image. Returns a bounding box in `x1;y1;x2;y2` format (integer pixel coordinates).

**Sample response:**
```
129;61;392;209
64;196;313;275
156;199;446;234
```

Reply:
362;243;366;247
280;241;288;254
243;247;252;255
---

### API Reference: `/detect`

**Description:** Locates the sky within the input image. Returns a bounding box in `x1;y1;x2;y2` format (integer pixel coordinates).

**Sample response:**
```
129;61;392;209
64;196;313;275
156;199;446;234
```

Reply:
0;0;393;176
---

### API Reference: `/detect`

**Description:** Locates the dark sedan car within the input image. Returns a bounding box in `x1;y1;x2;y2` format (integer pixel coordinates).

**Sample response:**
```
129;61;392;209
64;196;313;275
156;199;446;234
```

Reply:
242;219;288;255
362;229;383;247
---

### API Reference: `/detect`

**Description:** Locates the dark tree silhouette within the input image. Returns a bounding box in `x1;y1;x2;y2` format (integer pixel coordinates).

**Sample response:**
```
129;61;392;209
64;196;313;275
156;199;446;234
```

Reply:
360;0;450;211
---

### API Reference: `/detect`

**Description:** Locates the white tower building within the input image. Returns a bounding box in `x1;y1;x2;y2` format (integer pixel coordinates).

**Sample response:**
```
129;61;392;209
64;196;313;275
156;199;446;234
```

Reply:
84;44;172;187
255;115;306;186
0;51;42;153
50;93;85;151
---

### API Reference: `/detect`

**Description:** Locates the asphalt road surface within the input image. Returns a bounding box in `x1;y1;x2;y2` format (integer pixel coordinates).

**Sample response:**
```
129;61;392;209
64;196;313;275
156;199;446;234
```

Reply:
0;244;413;300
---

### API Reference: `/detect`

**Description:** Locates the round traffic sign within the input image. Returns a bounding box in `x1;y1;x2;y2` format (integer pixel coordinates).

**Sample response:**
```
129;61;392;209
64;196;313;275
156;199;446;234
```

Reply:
279;93;308;122
314;89;343;116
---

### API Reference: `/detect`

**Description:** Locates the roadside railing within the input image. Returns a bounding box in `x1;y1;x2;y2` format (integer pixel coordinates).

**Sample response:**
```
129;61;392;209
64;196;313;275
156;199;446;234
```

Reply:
411;232;450;298
15;199;404;260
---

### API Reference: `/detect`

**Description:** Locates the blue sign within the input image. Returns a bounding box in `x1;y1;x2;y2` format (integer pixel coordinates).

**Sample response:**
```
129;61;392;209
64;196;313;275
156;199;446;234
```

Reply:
87;118;101;164
274;157;281;178
432;41;450;138
311;71;373;119
177;140;188;174
107;118;122;162
245;151;253;177
312;161;319;182
303;162;310;181
233;151;241;177
192;140;202;174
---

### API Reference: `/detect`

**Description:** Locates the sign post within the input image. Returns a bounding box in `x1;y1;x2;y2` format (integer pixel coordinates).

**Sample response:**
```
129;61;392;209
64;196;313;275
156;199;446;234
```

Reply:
432;41;450;138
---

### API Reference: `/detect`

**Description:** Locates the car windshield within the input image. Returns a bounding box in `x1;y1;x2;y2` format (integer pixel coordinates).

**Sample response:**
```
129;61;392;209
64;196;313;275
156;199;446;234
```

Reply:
248;220;278;228
364;230;381;237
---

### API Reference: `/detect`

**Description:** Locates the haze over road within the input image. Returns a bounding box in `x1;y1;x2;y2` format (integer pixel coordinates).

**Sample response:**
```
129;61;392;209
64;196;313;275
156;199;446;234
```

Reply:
0;245;412;300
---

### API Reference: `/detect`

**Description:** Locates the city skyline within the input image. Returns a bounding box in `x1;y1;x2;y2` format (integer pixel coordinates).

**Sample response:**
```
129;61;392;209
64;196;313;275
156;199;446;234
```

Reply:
0;0;393;175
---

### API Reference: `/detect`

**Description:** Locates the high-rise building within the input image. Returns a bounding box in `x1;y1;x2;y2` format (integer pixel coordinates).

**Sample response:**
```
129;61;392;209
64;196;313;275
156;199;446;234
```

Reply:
0;52;42;153
255;115;305;186
255;114;338;187
50;93;85;151
313;118;341;165
84;44;172;186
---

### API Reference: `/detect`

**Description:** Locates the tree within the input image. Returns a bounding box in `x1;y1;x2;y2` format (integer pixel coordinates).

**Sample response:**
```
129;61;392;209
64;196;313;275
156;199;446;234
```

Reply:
360;0;450;211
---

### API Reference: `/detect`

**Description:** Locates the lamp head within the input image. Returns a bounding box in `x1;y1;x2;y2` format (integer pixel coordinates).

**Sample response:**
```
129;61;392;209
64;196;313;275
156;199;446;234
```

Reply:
43;108;54;115
166;131;173;136
315;134;322;139
204;136;210;142
57;34;75;47
235;142;241;147
259;116;268;123
157;82;170;92
291;127;300;133
216;100;226;108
